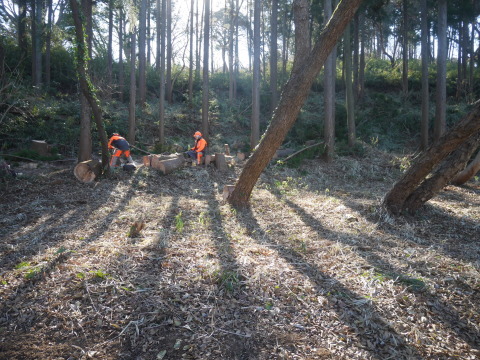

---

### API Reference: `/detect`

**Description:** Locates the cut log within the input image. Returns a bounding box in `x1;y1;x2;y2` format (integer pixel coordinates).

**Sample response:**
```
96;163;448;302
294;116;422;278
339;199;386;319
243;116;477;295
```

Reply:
224;144;231;156
31;140;51;156
143;154;184;167
155;156;185;174
74;159;102;183
215;153;227;171
223;184;235;201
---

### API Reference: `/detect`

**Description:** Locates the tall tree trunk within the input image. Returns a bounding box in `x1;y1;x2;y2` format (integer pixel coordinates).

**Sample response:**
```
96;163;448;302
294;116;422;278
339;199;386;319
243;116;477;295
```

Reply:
228;0;235;102
78;0;93;162
434;0;447;141
345;23;355;147
70;0;109;169
353;11;359;99
107;0;113;98
156;0;161;71
188;0;195;105
383;100;480;215
128;26;137;145
33;0;43;87
118;7;125;101
147;0;151;67
420;0;429;150
228;0;364;207
45;0;53;87
138;0;147;105
323;0;336;163
18;0;28;60
166;0;173;103
401;0;408;96
159;0;166;144
358;11;365;100
270;0;278;112
202;0;210;139
250;0;260;149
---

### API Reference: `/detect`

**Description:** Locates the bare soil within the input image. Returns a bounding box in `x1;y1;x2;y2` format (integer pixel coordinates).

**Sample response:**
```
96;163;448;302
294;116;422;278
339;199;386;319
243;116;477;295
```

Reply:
1;148;479;360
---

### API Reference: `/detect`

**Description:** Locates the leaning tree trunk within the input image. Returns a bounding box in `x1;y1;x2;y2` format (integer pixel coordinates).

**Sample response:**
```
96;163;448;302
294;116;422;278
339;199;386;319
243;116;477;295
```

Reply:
228;0;364;207
402;133;480;213
383;100;480;215
451;148;480;186
70;0;109;169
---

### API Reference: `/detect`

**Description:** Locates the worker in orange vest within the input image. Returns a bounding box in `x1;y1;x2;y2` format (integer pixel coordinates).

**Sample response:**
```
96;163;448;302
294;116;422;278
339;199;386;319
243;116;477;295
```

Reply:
186;131;207;165
108;133;134;167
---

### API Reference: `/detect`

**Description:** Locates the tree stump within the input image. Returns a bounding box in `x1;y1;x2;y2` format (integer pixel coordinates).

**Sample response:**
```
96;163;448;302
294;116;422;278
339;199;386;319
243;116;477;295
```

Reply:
31;140;51;156
224;144;231;155
215;153;227;171
74;159;102;183
223;184;235;201
205;154;215;166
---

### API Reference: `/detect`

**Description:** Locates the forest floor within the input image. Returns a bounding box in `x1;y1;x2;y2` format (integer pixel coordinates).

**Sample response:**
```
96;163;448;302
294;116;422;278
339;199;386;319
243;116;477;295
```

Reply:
0;146;479;360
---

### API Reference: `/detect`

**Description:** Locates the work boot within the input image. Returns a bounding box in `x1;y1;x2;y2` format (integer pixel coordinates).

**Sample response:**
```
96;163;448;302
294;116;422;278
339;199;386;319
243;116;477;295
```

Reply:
127;156;135;165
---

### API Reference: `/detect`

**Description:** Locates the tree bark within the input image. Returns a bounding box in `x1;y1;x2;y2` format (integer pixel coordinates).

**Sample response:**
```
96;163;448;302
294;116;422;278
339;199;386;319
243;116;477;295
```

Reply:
451;149;480;186
138;0;147;105
159;0;166;144
345;23;355;147
202;0;210;140
270;0;278;112
166;0;173;104
434;0;447;141
401;0;408;96
420;0;429;150
70;0;109;169
188;0;194;105
323;0;335;163
383;100;480;215
403;133;480;213
228;0;364;207
128;26;137;145
250;0;261;149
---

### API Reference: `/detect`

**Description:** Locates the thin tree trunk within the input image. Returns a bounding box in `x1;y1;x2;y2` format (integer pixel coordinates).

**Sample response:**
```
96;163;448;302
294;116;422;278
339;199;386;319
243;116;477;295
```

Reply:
18;0;28;60
420;0;429;150
402;0;408;96
128;27;137;145
383;100;480;215
202;0;210;139
159;0;166;144
45;0;53;87
270;0;278;112
358;11;365;100
228;0;235;102
70;0;109;169
188;0;195;105
228;0;364;207
434;0;447;141
323;0;335;163
345;23;355;147
107;0;113;98
166;0;173;103
138;0;147;105
118;8;125;101
250;0;260;149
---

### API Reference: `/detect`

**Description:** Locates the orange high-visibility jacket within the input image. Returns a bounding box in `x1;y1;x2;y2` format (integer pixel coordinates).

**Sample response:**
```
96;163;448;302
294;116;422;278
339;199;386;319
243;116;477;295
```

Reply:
192;138;207;153
108;135;130;150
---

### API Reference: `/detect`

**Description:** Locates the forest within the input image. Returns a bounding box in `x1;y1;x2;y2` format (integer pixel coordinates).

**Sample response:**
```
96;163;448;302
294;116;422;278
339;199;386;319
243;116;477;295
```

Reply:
0;0;479;359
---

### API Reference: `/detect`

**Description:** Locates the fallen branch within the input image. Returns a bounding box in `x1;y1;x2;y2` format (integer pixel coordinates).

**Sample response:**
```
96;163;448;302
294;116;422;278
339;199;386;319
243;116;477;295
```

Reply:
279;141;325;163
0;153;36;162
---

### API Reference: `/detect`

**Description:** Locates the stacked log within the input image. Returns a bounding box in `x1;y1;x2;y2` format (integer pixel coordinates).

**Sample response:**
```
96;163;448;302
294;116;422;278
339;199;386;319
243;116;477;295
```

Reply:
143;153;185;174
74;159;102;183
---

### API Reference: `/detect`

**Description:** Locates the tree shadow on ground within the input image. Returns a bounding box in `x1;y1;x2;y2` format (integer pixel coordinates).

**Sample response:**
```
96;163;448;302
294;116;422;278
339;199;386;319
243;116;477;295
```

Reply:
270;190;480;354
234;204;423;360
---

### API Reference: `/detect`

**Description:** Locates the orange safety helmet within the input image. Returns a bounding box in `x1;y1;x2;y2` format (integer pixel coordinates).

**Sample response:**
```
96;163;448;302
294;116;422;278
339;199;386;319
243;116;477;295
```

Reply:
193;131;202;138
